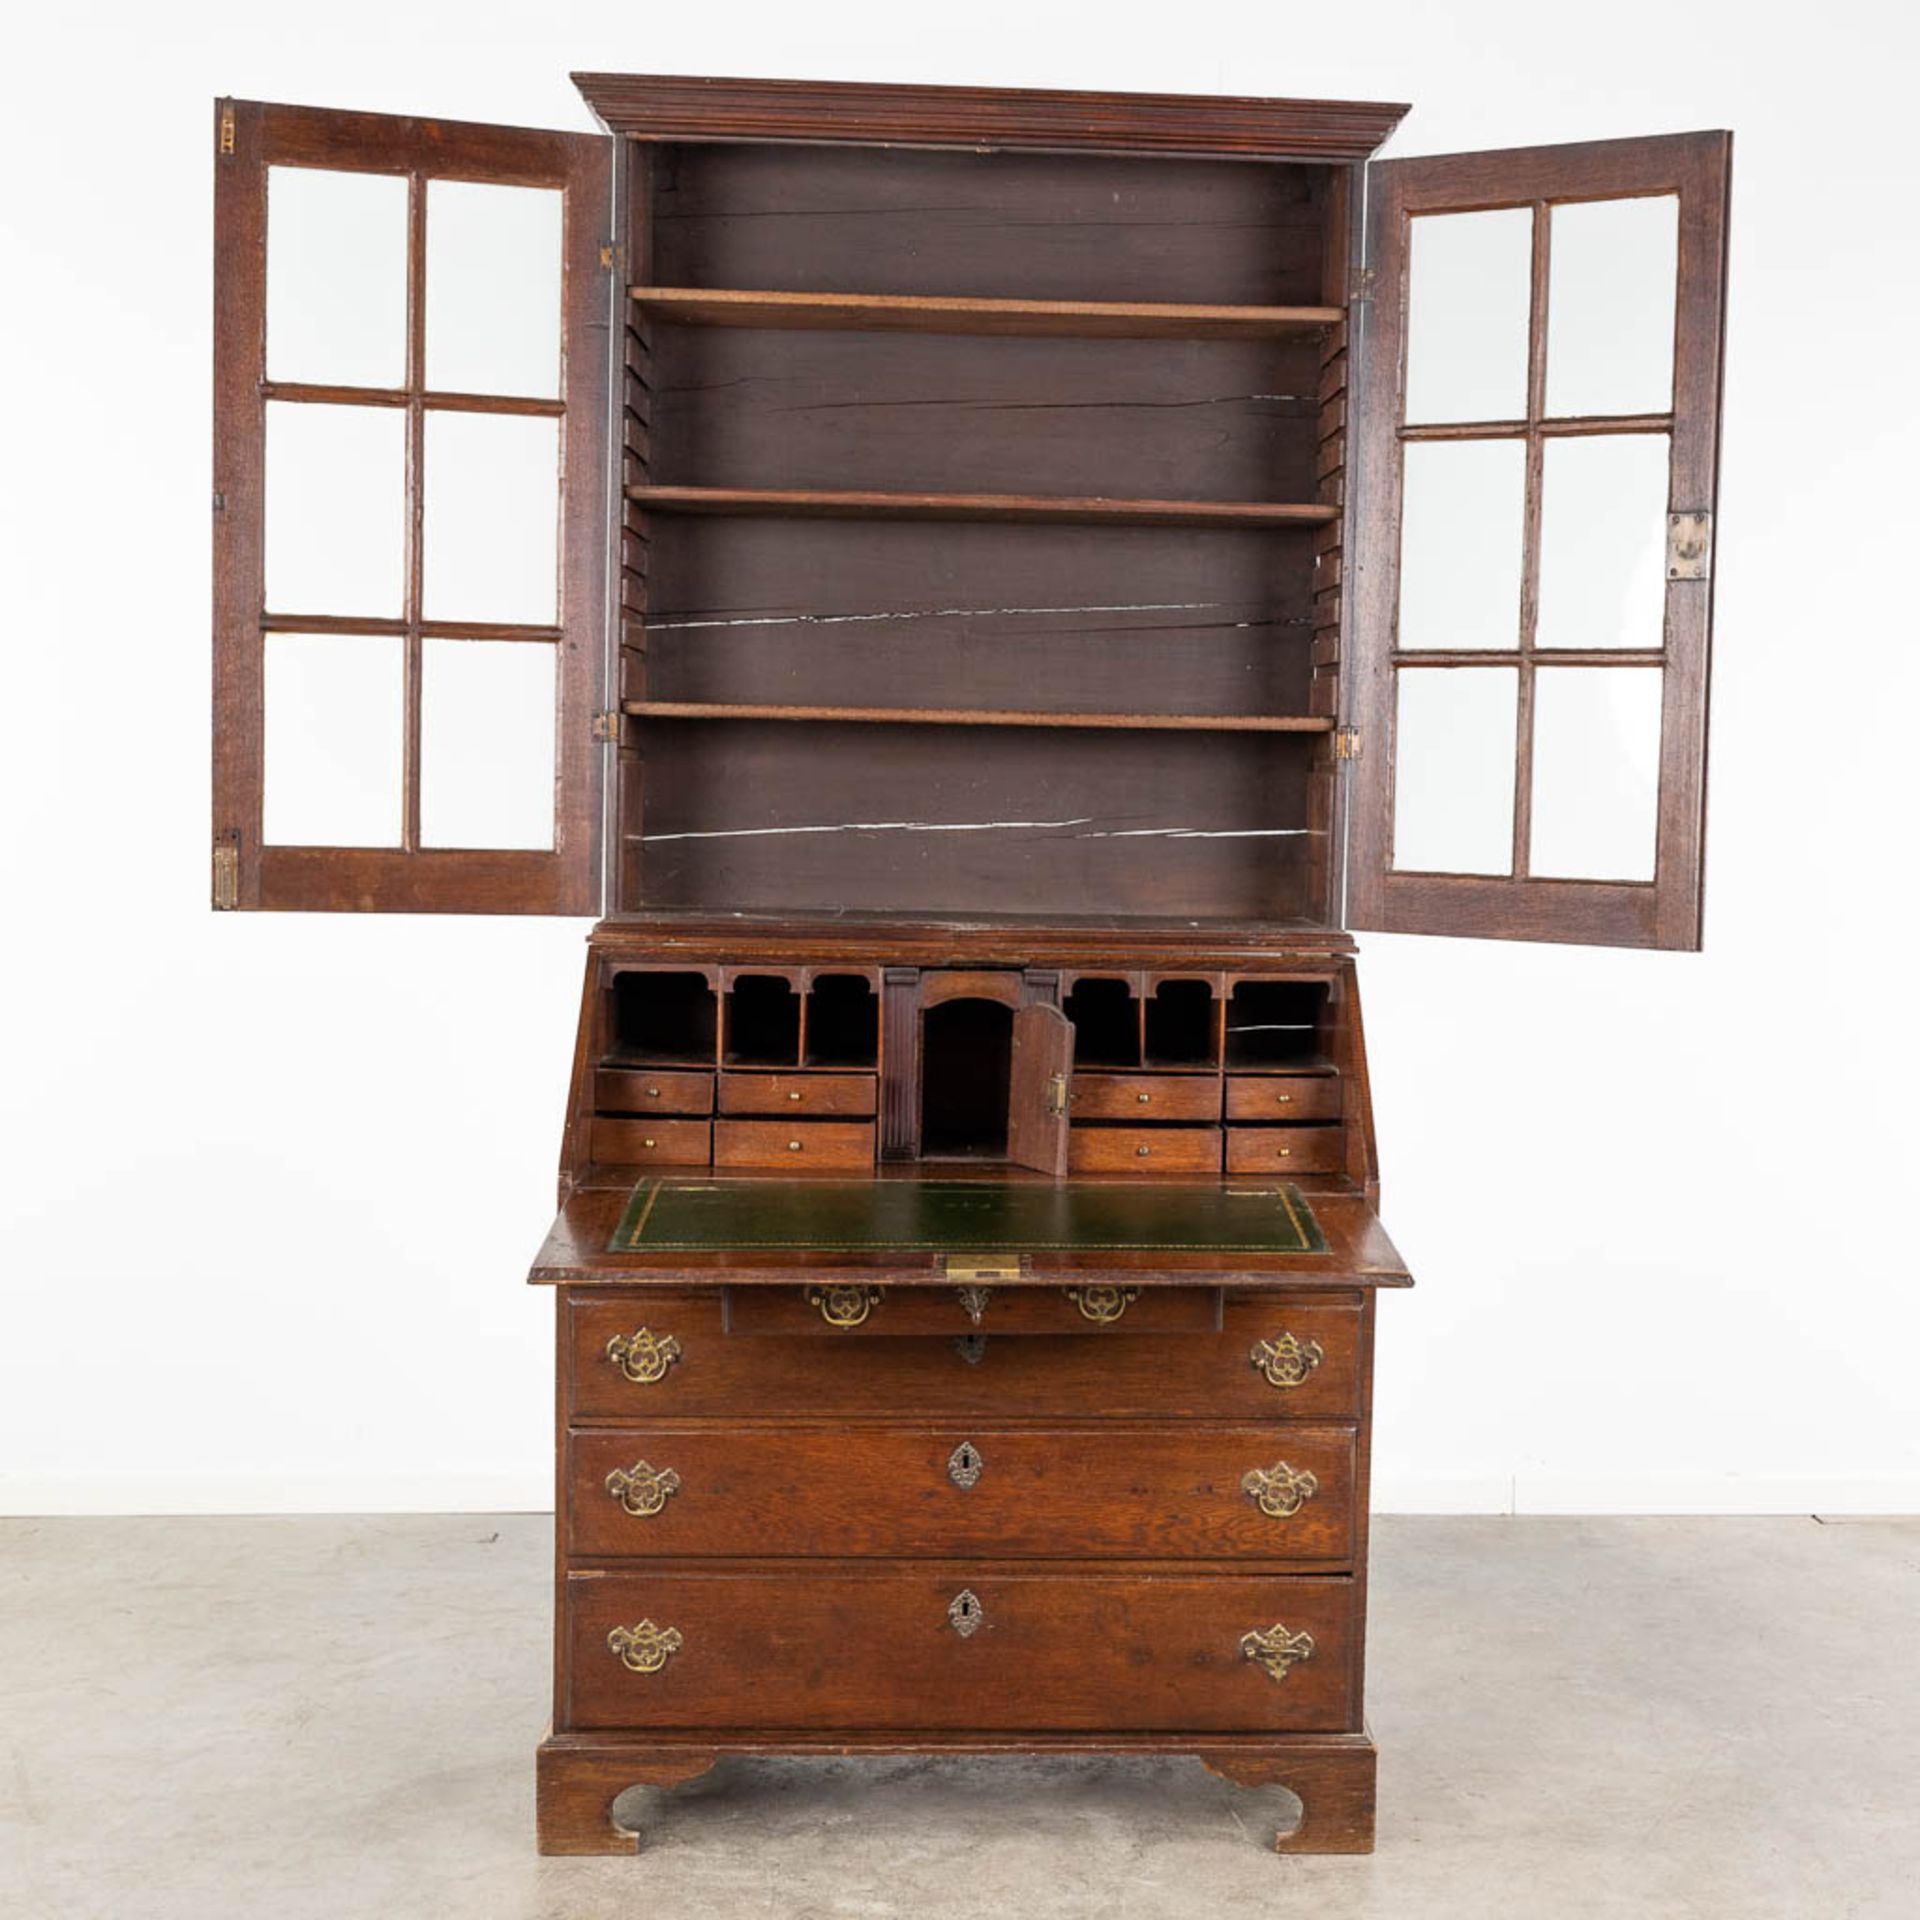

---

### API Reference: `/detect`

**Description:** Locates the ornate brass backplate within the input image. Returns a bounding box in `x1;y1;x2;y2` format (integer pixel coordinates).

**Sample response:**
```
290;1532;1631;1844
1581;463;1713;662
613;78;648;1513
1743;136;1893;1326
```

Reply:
607;1619;684;1674
1240;1460;1319;1519
1249;1330;1324;1390
1064;1284;1139;1325
948;1588;985;1638
1239;1622;1316;1683
604;1457;682;1518
947;1440;984;1489
954;1284;993;1325
807;1284;884;1328
604;1326;682;1385
952;1334;989;1367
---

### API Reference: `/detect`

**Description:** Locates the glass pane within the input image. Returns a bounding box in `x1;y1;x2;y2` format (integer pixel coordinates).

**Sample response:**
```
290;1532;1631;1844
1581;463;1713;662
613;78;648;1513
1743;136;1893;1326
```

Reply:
262;633;402;846
420;639;556;850
1397;440;1526;651
1530;666;1663;881
1537;435;1670;651
1392;667;1518;875
265;166;408;388
425;181;564;398
264;402;406;617
422;412;560;625
1403;207;1533;425
1545;196;1678;418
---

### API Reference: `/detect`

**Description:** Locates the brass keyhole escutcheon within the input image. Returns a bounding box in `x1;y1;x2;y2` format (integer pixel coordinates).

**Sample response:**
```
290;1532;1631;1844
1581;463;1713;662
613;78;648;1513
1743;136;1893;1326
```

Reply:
604;1327;682;1385
948;1588;985;1638
808;1285;883;1328
948;1441;984;1489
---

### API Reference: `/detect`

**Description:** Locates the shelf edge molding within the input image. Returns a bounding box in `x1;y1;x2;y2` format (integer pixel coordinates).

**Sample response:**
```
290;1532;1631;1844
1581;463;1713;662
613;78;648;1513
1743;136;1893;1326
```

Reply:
629;285;1346;341
621;700;1337;734
626;484;1339;530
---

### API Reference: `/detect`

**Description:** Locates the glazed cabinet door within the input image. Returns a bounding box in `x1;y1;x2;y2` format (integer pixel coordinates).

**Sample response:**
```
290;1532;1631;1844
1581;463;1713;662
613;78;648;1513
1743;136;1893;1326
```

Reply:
211;101;612;912
1348;133;1730;949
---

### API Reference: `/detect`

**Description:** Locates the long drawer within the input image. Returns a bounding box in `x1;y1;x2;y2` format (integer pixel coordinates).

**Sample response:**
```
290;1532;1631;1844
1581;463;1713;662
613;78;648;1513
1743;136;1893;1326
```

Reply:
723;1284;1222;1338
564;1567;1357;1731
567;1423;1357;1562
570;1293;1365;1422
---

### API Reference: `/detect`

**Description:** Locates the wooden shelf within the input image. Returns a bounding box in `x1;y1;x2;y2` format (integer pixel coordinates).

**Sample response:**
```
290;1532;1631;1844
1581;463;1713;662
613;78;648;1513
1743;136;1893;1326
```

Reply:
627;485;1338;530
623;700;1335;734
630;285;1346;341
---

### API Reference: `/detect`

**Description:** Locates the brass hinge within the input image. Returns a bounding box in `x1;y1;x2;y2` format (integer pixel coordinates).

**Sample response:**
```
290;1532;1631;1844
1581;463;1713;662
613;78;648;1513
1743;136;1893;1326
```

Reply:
1667;510;1713;581
1349;266;1376;304
943;1256;1024;1284
592;709;621;743
211;840;239;910
1334;725;1362;762
1046;1071;1069;1115
599;242;622;274
218;103;235;156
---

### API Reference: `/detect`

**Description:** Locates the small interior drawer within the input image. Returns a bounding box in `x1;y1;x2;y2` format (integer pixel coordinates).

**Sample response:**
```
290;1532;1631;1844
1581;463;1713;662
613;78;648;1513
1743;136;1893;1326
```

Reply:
1071;1073;1221;1121
589;1118;713;1165
718;1072;877;1117
595;1068;715;1116
1225;1076;1343;1123
1225;1125;1346;1174
713;1119;876;1170
1068;1126;1222;1174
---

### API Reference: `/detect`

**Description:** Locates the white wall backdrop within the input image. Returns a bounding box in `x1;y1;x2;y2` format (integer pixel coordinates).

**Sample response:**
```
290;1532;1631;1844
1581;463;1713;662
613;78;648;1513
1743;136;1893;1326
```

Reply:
2;0;1915;1514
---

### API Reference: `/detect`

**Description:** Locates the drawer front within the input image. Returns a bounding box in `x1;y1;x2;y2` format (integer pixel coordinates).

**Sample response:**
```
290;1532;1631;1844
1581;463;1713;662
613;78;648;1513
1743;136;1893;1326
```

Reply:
570;1295;1364;1422
1069;1126;1221;1174
718;1072;878;1117
724;1284;1222;1338
1225;1126;1345;1175
588;1118;712;1166
1225;1076;1343;1124
1071;1074;1221;1122
595;1069;715;1116
567;1423;1356;1563
565;1567;1356;1732
713;1120;876;1169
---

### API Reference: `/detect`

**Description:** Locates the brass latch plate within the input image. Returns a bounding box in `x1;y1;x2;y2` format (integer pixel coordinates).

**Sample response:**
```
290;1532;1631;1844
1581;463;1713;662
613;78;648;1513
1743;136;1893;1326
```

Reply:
943;1256;1024;1283
1667;511;1713;581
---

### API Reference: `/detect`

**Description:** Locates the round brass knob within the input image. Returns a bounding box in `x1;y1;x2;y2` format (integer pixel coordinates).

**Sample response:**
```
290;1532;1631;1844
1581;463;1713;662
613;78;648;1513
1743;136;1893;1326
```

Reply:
1136;1145;1151;1157
645;1086;662;1098
643;1137;657;1148
1277;1147;1291;1157
788;1139;803;1151
1137;1092;1152;1104
788;1090;803;1101
1275;1092;1293;1105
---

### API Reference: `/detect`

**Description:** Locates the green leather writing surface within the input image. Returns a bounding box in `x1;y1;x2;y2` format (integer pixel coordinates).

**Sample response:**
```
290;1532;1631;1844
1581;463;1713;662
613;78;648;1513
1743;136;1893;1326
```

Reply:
610;1178;1326;1254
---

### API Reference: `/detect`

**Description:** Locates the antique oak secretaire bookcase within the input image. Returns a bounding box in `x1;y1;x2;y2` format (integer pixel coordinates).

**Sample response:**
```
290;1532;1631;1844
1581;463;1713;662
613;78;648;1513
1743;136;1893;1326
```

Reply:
209;74;1730;1853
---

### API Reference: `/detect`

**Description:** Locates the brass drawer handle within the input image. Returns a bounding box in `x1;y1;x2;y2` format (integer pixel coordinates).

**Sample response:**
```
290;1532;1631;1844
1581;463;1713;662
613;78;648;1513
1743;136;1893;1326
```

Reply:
1136;1144;1152;1157
1249;1331;1324;1390
808;1284;883;1328
1239;1622;1315;1684
948;1588;985;1638
947;1440;984;1489
1065;1284;1138;1324
604;1457;682;1518
787;1090;803;1101
1136;1092;1152;1104
645;1085;662;1098
1240;1460;1319;1519
607;1619;683;1674
1275;1092;1293;1105
787;1138;804;1151
604;1327;682;1385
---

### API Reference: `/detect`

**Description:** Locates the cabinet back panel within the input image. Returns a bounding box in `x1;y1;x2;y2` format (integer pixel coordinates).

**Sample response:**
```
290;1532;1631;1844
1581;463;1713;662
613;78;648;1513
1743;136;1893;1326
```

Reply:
648;327;1320;501
645;517;1314;718
650;144;1330;306
633;721;1314;919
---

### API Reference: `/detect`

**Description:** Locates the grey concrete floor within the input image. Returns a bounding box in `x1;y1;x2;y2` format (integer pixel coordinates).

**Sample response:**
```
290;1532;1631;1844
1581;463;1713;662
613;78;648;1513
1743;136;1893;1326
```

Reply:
1;1515;1914;1918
